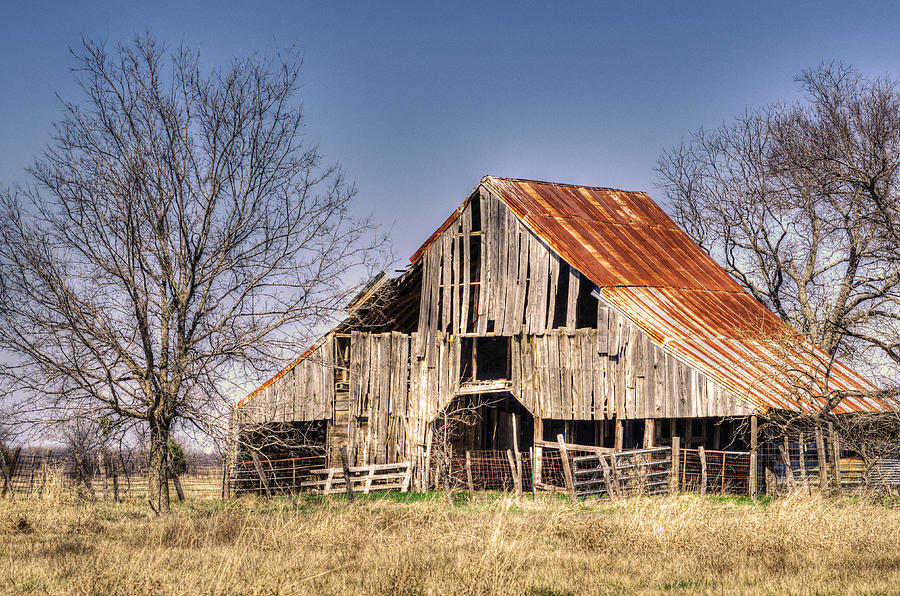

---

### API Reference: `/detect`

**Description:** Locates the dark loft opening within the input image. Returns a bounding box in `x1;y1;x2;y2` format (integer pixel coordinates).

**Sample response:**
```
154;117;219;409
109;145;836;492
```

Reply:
575;279;598;329
460;336;511;382
470;196;482;232
552;262;570;328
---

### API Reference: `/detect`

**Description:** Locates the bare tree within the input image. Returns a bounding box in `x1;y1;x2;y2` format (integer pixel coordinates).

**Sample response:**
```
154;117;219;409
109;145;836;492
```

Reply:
657;63;900;402
0;34;383;513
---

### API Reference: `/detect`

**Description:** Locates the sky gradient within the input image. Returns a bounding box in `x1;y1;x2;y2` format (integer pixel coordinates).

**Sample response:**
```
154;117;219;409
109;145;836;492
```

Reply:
4;1;900;262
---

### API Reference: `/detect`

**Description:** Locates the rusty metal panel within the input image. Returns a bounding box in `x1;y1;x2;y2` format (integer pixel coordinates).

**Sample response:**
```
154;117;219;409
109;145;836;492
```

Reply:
601;287;884;414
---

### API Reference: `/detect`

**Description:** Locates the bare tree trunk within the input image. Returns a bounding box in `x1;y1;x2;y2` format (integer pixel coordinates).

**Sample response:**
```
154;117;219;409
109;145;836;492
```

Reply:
148;420;171;514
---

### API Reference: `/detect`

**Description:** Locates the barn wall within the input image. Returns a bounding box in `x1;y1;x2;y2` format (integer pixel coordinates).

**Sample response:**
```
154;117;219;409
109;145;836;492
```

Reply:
239;337;335;425
348;330;458;465
417;185;583;337
511;306;754;420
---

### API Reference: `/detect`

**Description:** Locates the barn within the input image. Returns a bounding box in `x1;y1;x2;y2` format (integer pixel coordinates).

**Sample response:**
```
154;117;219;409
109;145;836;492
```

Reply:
230;176;888;494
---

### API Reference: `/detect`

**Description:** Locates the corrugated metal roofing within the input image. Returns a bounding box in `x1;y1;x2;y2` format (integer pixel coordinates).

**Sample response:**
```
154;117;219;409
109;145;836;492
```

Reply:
454;176;885;414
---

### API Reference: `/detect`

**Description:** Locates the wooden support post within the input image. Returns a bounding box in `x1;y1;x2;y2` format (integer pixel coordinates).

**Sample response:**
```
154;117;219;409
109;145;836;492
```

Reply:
698;445;707;498
506;449;522;499
98;450;108;501
533;418;543;485
598;454;617;501
749;415;758;499
798;433;809;495
643;419;655;448
713;421;722;451
424;427;433;491
0;444;13;500
614;418;624;451
779;436;796;492
465;451;475;498
249;451;272;499
670;436;681;495
339;446;355;502
685;419;693;448
815;425;828;491
26;453;37;498
364;466;376;494
38;452;48;498
516;450;524;497
511;414;519;456
829;423;842;496
557;434;576;503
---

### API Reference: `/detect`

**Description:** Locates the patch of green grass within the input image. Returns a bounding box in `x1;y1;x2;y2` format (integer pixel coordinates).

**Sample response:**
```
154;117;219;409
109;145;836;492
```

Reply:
661;579;701;591
706;494;772;507
526;587;574;596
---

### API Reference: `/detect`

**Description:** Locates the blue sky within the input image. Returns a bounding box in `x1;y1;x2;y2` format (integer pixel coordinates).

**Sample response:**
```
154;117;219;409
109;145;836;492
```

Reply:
4;1;900;261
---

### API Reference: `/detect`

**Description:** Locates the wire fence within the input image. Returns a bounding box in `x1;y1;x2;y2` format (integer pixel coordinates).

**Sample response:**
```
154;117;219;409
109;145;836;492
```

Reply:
678;449;751;496
6;438;899;502
1;448;225;501
229;454;326;496
757;435;900;495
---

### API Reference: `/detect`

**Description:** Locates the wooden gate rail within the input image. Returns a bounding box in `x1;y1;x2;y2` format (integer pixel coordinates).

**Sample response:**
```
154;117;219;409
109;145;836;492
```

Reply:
301;462;411;495
572;446;672;500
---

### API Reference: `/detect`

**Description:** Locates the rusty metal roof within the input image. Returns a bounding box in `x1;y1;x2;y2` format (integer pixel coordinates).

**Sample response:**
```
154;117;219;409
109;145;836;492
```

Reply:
455;176;885;414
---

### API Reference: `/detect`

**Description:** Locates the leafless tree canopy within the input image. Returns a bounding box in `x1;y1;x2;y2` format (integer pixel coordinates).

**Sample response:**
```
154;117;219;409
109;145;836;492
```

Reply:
657;63;900;387
0;34;383;512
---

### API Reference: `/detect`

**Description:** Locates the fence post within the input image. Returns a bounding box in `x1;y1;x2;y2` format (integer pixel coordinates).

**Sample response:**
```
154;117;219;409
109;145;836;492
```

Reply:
98;450;108;501
249;451;272;499
598;453;618;501
815;425;828;492
698;446;707;498
465;451;475;498
339;446;355;502
557;434;576;503
670;437;680;495
779;437;796;492
506;449;522;499
516;450;524;496
38;451;49;498
798;433;809;494
829;423;842;496
0;443;14;500
643;419;655;448
749;415;758;499
27;453;37;498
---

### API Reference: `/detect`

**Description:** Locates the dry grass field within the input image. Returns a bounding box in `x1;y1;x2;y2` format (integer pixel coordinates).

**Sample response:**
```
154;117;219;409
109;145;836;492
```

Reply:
1;491;899;595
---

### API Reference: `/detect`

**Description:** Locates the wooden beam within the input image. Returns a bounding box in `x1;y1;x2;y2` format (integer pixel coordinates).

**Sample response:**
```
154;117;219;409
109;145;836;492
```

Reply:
643;419;655;448
614;418;624;451
465;451;475;498
749;415;758;499
829;422;842;496
557;434;576;503
698;445;707;498
670;436;681;495
340;446;355;502
815;425;828;492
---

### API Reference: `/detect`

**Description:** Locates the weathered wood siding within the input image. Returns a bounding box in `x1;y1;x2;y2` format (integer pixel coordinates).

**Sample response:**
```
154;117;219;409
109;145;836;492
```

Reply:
511;307;754;419
348;331;458;464
417;186;578;337
241;337;335;425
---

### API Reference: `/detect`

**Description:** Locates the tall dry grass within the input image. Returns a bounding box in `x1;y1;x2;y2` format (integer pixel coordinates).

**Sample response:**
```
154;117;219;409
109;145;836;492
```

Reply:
1;492;899;595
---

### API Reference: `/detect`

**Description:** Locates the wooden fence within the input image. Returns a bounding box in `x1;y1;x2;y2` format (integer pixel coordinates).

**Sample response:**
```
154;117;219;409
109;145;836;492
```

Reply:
300;462;412;495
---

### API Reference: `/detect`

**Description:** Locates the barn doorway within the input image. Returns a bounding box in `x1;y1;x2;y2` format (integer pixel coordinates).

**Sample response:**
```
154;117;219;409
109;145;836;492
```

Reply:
440;392;534;456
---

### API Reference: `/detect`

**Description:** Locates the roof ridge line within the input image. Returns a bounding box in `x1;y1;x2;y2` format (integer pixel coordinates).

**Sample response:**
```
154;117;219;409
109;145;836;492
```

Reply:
485;174;647;195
